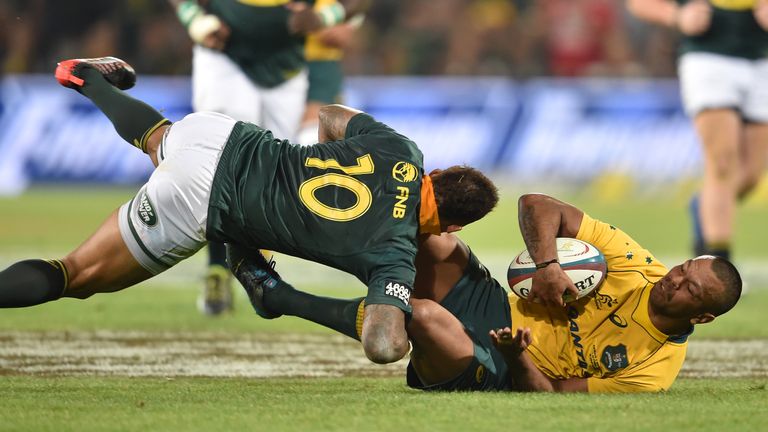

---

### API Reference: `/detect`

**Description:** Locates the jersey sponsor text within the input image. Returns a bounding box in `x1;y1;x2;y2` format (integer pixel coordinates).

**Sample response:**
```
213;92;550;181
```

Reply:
393;186;409;218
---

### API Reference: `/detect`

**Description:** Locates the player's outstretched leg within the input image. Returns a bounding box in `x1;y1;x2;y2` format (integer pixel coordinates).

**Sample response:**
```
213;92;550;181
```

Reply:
0;210;154;307
55;56;170;160
227;244;365;340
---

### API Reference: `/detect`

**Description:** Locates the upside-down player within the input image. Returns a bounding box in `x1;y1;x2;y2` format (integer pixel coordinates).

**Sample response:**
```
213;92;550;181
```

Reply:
0;57;498;365
231;193;742;392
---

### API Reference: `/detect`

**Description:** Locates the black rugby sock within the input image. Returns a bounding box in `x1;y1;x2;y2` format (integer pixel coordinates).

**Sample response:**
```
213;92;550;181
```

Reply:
0;259;68;307
76;66;169;153
704;243;731;261
208;241;229;268
265;282;365;340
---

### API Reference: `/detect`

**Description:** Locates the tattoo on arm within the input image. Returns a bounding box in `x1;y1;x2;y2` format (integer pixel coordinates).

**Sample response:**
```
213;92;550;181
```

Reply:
520;206;541;257
318;104;362;142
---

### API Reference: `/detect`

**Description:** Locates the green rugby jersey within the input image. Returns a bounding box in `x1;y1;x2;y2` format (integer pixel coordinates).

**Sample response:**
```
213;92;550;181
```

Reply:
207;113;424;310
676;0;768;59
208;0;313;87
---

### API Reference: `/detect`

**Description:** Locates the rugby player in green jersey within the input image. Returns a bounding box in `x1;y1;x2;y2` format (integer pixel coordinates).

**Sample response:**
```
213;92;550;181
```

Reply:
232;194;742;392
627;0;768;261
168;0;368;315
0;57;497;365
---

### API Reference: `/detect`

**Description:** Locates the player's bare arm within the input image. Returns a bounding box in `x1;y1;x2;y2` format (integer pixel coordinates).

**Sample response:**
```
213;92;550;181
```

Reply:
627;0;712;35
413;233;470;304
517;194;583;307
755;0;768;30
490;327;588;393
317;104;363;142
361;304;409;364
288;0;370;34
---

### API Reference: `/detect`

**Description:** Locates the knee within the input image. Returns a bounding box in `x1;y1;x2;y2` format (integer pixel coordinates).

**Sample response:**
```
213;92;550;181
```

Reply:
407;299;436;337
739;172;763;197
705;149;739;181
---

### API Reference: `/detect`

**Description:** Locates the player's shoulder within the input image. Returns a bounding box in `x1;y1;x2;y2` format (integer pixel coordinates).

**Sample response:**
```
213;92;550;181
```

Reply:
345;113;424;159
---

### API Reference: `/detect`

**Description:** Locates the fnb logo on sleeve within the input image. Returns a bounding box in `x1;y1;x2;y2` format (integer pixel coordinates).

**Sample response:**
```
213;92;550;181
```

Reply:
393;186;409;218
384;281;412;305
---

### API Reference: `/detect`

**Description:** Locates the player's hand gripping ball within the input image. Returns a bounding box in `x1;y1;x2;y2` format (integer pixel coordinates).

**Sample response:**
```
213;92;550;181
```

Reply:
508;238;607;303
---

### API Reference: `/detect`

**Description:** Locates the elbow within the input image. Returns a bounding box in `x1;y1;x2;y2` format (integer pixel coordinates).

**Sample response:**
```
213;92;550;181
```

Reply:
363;337;409;364
518;193;551;213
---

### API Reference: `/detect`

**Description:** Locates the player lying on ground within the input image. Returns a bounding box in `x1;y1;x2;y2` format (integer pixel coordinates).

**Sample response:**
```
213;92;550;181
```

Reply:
230;193;742;392
0;57;498;364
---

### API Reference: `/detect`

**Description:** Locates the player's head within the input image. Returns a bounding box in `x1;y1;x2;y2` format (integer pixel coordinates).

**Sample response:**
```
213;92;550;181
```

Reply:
429;166;498;231
650;256;742;325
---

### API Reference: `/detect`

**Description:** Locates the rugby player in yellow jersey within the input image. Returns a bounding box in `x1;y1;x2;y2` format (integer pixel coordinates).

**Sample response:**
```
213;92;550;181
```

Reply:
234;193;742;392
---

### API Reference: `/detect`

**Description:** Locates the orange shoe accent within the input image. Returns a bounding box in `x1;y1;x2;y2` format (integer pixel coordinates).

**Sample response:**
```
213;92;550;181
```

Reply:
55;60;85;88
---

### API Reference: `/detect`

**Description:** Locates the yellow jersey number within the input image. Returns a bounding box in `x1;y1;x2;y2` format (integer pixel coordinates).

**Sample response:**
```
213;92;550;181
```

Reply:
299;154;375;222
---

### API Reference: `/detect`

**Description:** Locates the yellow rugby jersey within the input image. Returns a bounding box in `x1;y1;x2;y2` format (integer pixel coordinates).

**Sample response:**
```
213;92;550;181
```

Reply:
305;0;344;61
509;214;690;393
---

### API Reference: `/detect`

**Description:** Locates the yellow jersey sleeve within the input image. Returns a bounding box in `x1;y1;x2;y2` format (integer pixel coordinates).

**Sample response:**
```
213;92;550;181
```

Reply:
576;213;667;280
587;340;687;393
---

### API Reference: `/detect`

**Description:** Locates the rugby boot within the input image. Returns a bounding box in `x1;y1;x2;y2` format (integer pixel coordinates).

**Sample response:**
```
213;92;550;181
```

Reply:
226;244;283;319
197;265;234;316
55;56;136;90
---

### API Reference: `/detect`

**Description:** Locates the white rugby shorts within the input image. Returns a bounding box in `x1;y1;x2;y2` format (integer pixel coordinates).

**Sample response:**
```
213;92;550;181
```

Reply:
192;45;308;141
117;111;237;274
679;52;768;122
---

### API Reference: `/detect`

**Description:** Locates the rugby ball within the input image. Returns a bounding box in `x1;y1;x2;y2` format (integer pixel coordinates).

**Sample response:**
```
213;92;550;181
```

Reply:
508;238;607;303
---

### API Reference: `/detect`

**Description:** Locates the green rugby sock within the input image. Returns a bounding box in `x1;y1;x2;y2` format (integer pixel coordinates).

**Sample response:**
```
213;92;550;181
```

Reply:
265;281;365;340
0;259;68;307
76;66;169;153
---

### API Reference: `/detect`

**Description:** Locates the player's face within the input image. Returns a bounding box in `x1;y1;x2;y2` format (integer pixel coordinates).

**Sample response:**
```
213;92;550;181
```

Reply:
650;257;723;319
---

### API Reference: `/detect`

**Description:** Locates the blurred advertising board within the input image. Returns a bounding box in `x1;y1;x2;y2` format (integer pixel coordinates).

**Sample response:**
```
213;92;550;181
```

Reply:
0;76;698;195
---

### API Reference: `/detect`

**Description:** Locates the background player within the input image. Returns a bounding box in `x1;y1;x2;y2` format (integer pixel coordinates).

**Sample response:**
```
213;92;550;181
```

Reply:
627;0;768;260
0;57;497;365
297;2;363;146
168;0;367;315
232;193;742;392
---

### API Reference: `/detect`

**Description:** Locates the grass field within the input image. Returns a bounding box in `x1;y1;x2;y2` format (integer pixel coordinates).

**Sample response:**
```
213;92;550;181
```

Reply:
1;186;767;431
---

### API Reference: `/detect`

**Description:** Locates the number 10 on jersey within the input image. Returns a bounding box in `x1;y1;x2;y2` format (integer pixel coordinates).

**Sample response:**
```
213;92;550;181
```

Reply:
299;154;374;222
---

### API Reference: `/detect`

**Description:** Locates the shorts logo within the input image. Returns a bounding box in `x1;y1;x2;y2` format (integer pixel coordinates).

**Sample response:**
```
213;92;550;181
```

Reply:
601;344;629;372
392;162;417;183
384;281;412;305
137;192;157;227
475;365;486;384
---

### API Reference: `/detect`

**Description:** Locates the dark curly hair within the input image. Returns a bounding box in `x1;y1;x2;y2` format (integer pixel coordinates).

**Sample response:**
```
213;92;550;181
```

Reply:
708;257;742;317
430;165;498;227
